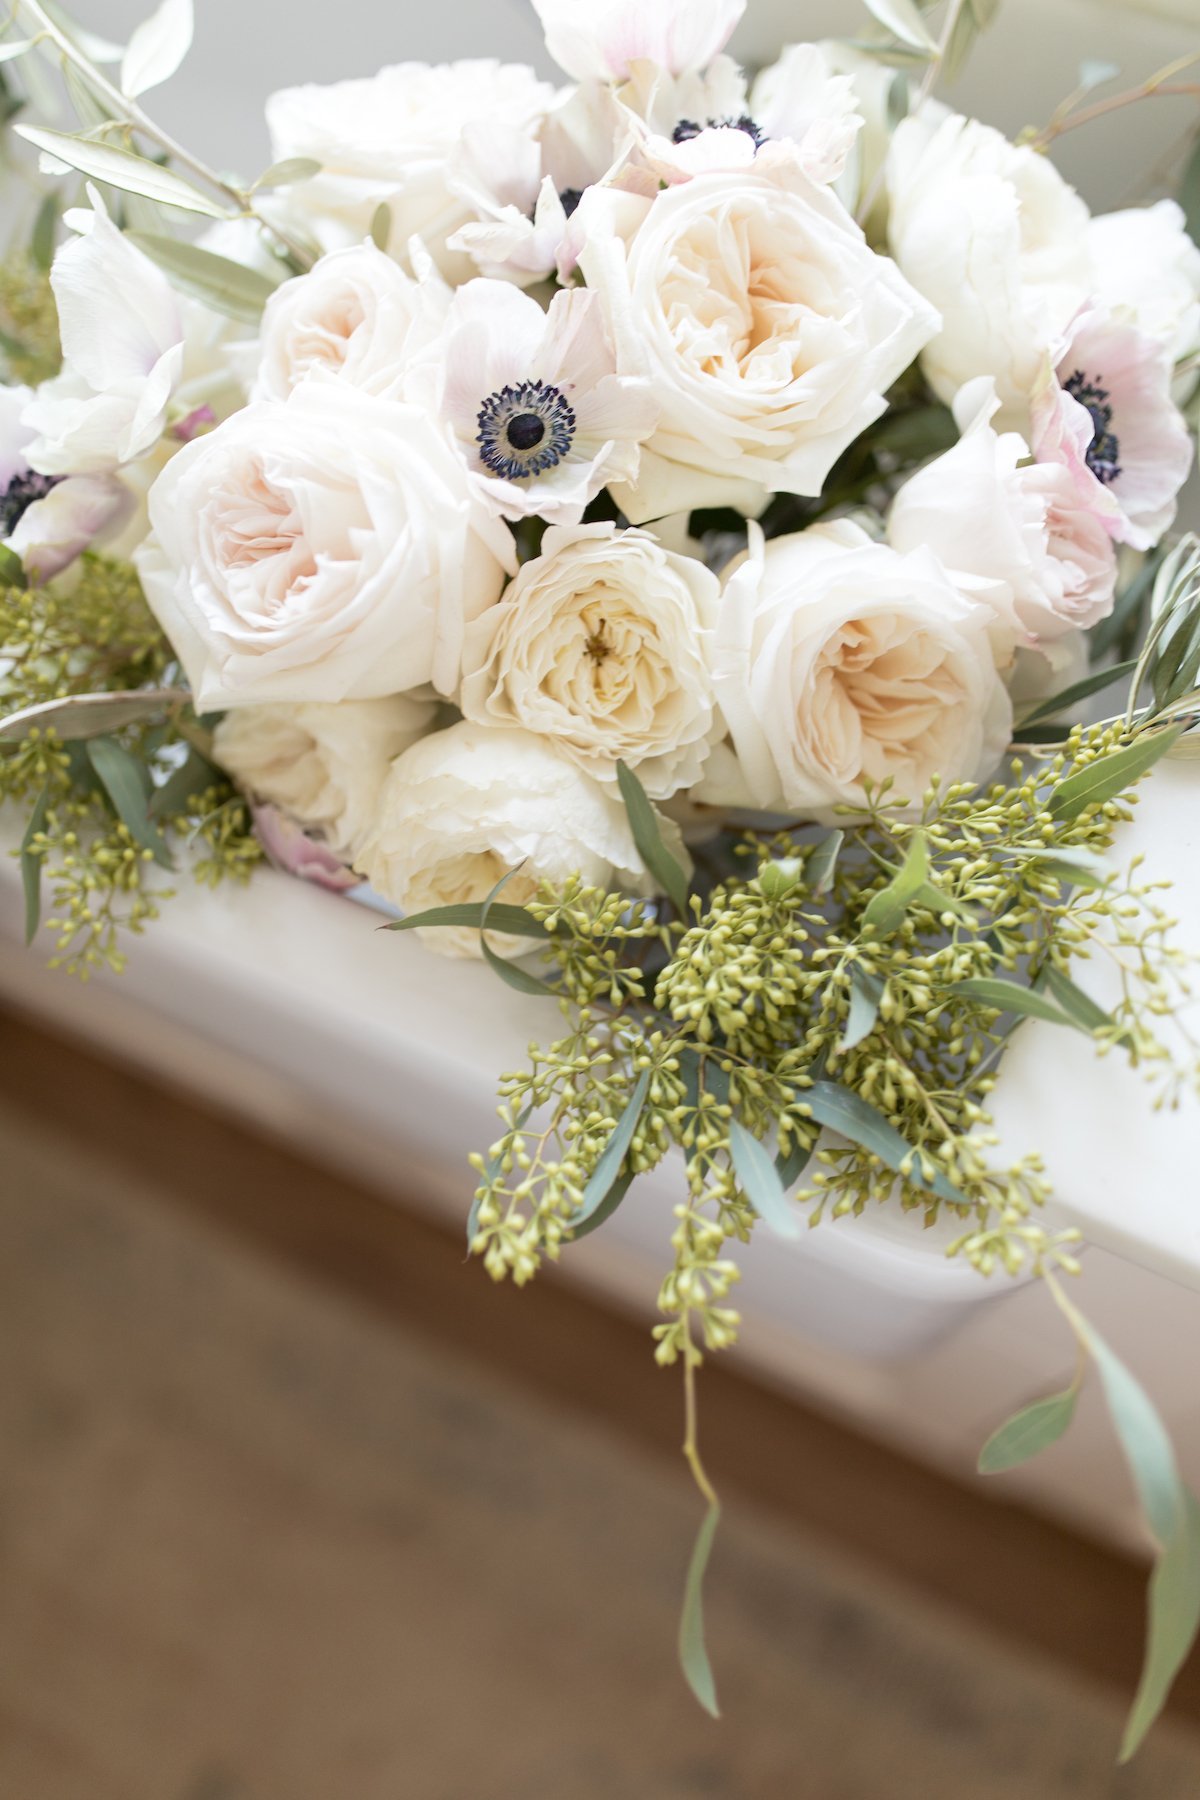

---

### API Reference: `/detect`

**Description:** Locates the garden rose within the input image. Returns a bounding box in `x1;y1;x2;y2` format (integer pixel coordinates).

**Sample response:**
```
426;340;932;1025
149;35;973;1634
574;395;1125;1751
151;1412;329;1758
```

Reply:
252;241;449;402
576;164;938;521
888;377;1117;651
265;61;556;281
213;695;436;858
460;523;721;797
136;381;514;710
354;722;668;958
705;521;1011;816
887;113;1092;410
532;0;746;83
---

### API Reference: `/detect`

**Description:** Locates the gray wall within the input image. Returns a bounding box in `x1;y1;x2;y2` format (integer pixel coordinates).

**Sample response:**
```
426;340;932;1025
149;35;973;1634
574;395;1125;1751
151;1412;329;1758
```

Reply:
66;0;1200;209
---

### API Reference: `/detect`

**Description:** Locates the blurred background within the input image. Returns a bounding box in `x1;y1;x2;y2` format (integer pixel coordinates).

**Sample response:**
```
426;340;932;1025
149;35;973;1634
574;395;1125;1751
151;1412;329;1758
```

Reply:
1;3;1200;1798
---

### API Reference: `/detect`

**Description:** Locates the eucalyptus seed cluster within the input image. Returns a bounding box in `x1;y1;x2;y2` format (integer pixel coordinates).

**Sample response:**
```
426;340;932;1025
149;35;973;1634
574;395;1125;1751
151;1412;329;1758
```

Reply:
1;560;262;975
469;720;1196;1377
655;877;811;1054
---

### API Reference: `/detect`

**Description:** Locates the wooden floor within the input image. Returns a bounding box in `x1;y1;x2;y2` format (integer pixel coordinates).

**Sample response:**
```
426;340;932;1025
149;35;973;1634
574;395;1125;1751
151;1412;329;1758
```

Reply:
0;1003;1198;1797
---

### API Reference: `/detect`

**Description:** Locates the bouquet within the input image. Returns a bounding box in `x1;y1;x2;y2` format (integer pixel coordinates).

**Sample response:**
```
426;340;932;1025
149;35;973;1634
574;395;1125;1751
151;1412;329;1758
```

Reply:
1;0;1199;1757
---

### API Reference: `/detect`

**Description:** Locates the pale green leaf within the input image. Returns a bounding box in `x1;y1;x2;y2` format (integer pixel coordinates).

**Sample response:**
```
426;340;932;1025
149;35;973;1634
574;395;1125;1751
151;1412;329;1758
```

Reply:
805;828;844;896
729;1117;802;1239
86;735;174;868
370;201;392;252
1048;726;1182;820
0;38;36;64
0;687;187;743
1123;1494;1200;1761
616;760;689;918
40;2;124;62
862;0;938;55
30;191;57;270
1181;128;1200;250
841;966;883;1053
569;1068;650;1232
125;231;280;323
949;976;1082;1031
862;831;928;933
979;1388;1078;1474
1037;965;1122;1038
253;157;321;192
384;902;550;941
803;1080;964;1204
14;124;227;218
478;868;558;997
120;0;192;98
678;1500;721;1719
1016;658;1138;729
1005;844;1114;890
20;784;51;946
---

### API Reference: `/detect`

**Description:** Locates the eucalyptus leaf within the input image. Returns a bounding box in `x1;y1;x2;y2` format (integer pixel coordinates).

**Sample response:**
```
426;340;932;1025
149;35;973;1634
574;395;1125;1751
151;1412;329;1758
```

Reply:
20;784;51;945
370;202;392;252
1015;658;1138;729
384;902;551;941
729;1117;802;1239
978;1387;1078;1475
569;1068;650;1232
86;735;174;868
1037;965;1123;1039
478;869;558;997
841;966;883;1053
775;1133;815;1190
30;190;57;269
1003;844;1114;891
120;0;193;98
1051;1285;1200;1760
253;156;321;192
1048;726;1182;820
1092;550;1163;660
569;1167;636;1242
805;828;844;897
678;1499;721;1719
862;831;928;934
14;124;227;218
949;976;1082;1031
149;747;221;820
861;0;938;54
0;39;36;65
0;687;188;743
125;231;280;323
803;1079;964;1204
616;760;690;918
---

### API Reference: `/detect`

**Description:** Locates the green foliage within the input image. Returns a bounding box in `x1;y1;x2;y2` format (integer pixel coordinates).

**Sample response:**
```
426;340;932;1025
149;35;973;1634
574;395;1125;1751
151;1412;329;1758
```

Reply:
0;556;261;974
0;249;60;384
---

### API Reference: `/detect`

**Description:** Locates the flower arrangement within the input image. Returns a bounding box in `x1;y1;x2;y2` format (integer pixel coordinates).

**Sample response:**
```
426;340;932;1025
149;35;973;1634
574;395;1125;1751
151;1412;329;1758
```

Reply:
1;0;1199;1757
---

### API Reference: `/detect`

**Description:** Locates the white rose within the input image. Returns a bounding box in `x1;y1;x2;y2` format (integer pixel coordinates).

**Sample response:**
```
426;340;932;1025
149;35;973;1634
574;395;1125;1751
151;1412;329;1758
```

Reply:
1088;200;1200;378
532;0;745;82
136;381;514;711
705;521;1012;817
354;722;666;958
264;61;556;282
577;165;938;522
887;113;1092;410
460;523;721;798
888;377;1117;652
252;241;449;402
212;695;436;859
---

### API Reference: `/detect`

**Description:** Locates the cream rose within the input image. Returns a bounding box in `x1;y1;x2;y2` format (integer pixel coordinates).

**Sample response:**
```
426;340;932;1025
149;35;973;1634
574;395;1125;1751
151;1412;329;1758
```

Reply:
705;521;1012;816
460;523;721;798
355;722;666;958
888;377;1117;652
887;113;1092;410
252;241;449;402
576;165;938;521
264;61;556;282
136;381;514;711
212;695;436;858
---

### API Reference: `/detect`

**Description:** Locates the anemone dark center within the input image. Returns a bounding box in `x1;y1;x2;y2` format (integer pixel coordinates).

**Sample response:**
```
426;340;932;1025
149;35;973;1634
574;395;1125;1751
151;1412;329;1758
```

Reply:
0;468;60;538
672;114;765;149
1063;370;1122;486
477;379;577;482
558;186;585;219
